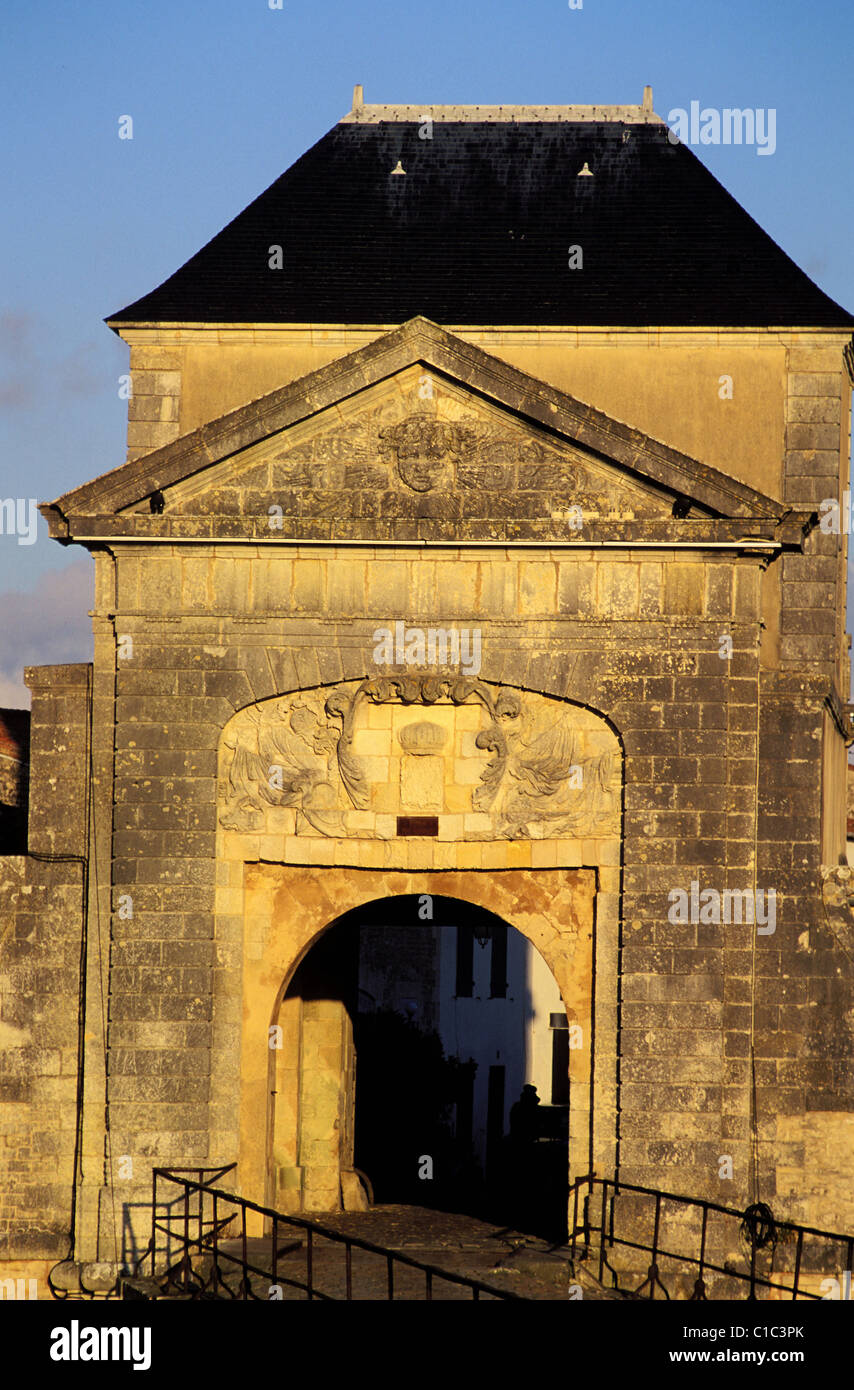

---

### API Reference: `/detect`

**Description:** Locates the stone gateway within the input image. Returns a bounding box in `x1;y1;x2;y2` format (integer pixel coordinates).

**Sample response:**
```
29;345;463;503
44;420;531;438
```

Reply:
1;90;853;1295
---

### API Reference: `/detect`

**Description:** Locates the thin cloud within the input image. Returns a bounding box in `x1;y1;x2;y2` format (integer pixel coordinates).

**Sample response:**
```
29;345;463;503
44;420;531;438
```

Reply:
0;310;39;408
0;672;28;706
0;562;94;707
58;340;104;397
0;308;114;409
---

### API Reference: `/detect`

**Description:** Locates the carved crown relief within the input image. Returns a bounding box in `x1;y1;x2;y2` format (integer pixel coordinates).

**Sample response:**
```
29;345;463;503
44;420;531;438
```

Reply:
219;680;620;841
397;720;447;755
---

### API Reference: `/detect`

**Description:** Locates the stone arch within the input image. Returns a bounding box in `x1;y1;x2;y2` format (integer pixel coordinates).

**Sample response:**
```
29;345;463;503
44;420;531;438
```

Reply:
266;888;588;1217
211;679;623;1229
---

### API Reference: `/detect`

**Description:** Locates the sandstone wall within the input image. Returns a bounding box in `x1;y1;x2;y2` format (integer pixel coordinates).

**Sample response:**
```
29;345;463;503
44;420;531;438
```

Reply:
88;536;854;1255
0;666;90;1278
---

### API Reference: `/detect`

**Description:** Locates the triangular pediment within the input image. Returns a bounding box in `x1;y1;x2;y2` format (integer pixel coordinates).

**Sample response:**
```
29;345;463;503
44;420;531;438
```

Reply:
148;366;679;538
43;318;789;545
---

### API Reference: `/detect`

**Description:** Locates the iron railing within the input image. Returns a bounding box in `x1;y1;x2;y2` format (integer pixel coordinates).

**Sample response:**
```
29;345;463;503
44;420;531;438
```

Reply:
568;1173;854;1301
132;1166;527;1301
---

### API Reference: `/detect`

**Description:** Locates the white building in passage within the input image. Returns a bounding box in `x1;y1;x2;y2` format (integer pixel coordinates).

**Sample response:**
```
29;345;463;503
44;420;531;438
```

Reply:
437;923;568;1172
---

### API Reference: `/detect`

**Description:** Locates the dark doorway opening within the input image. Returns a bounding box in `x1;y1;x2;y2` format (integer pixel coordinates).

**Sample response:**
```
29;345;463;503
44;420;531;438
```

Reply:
283;894;570;1241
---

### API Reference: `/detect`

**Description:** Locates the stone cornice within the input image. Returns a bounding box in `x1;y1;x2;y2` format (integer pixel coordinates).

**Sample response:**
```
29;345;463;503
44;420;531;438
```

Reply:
110;324;854;347
41;516;804;549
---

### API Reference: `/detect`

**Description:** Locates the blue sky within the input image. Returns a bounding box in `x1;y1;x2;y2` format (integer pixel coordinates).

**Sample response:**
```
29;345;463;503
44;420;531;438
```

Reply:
1;0;852;705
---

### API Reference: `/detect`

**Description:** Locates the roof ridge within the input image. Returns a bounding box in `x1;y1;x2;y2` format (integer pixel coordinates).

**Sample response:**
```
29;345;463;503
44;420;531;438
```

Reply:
340;84;663;124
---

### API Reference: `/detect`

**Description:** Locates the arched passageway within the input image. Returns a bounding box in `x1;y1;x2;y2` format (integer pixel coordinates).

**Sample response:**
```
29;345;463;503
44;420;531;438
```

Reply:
233;861;603;1237
219;681;622;1238
271;894;572;1241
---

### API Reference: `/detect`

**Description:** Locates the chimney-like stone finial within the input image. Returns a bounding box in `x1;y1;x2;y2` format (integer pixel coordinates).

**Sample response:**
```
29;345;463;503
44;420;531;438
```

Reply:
353;83;364;111
643;85;653;112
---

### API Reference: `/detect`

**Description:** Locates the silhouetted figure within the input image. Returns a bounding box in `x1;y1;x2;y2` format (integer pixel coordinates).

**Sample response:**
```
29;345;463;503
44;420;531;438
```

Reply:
499;1085;557;1237
509;1084;541;1145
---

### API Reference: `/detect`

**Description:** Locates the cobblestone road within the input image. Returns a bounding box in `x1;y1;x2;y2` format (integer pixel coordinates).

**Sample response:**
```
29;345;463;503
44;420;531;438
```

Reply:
203;1205;620;1301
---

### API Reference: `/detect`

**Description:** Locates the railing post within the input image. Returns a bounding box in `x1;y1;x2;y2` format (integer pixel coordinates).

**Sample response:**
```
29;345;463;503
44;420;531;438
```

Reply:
648;1192;662;1299
792;1229;803;1301
150;1170;158;1275
182;1184;191;1291
212;1191;220;1295
598;1180;608;1284
306;1227;313;1301
691;1203;709;1300
241;1201;249;1300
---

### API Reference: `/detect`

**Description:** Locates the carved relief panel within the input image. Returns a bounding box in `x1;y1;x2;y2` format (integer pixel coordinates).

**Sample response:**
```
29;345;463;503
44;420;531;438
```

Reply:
219;679;620;842
166;366;669;531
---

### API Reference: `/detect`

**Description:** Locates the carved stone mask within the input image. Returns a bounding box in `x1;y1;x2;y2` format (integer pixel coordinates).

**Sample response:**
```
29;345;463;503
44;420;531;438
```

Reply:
380;416;464;492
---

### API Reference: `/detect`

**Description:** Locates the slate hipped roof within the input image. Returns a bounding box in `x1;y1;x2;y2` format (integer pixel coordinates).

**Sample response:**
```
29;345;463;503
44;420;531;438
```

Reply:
108;100;852;328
